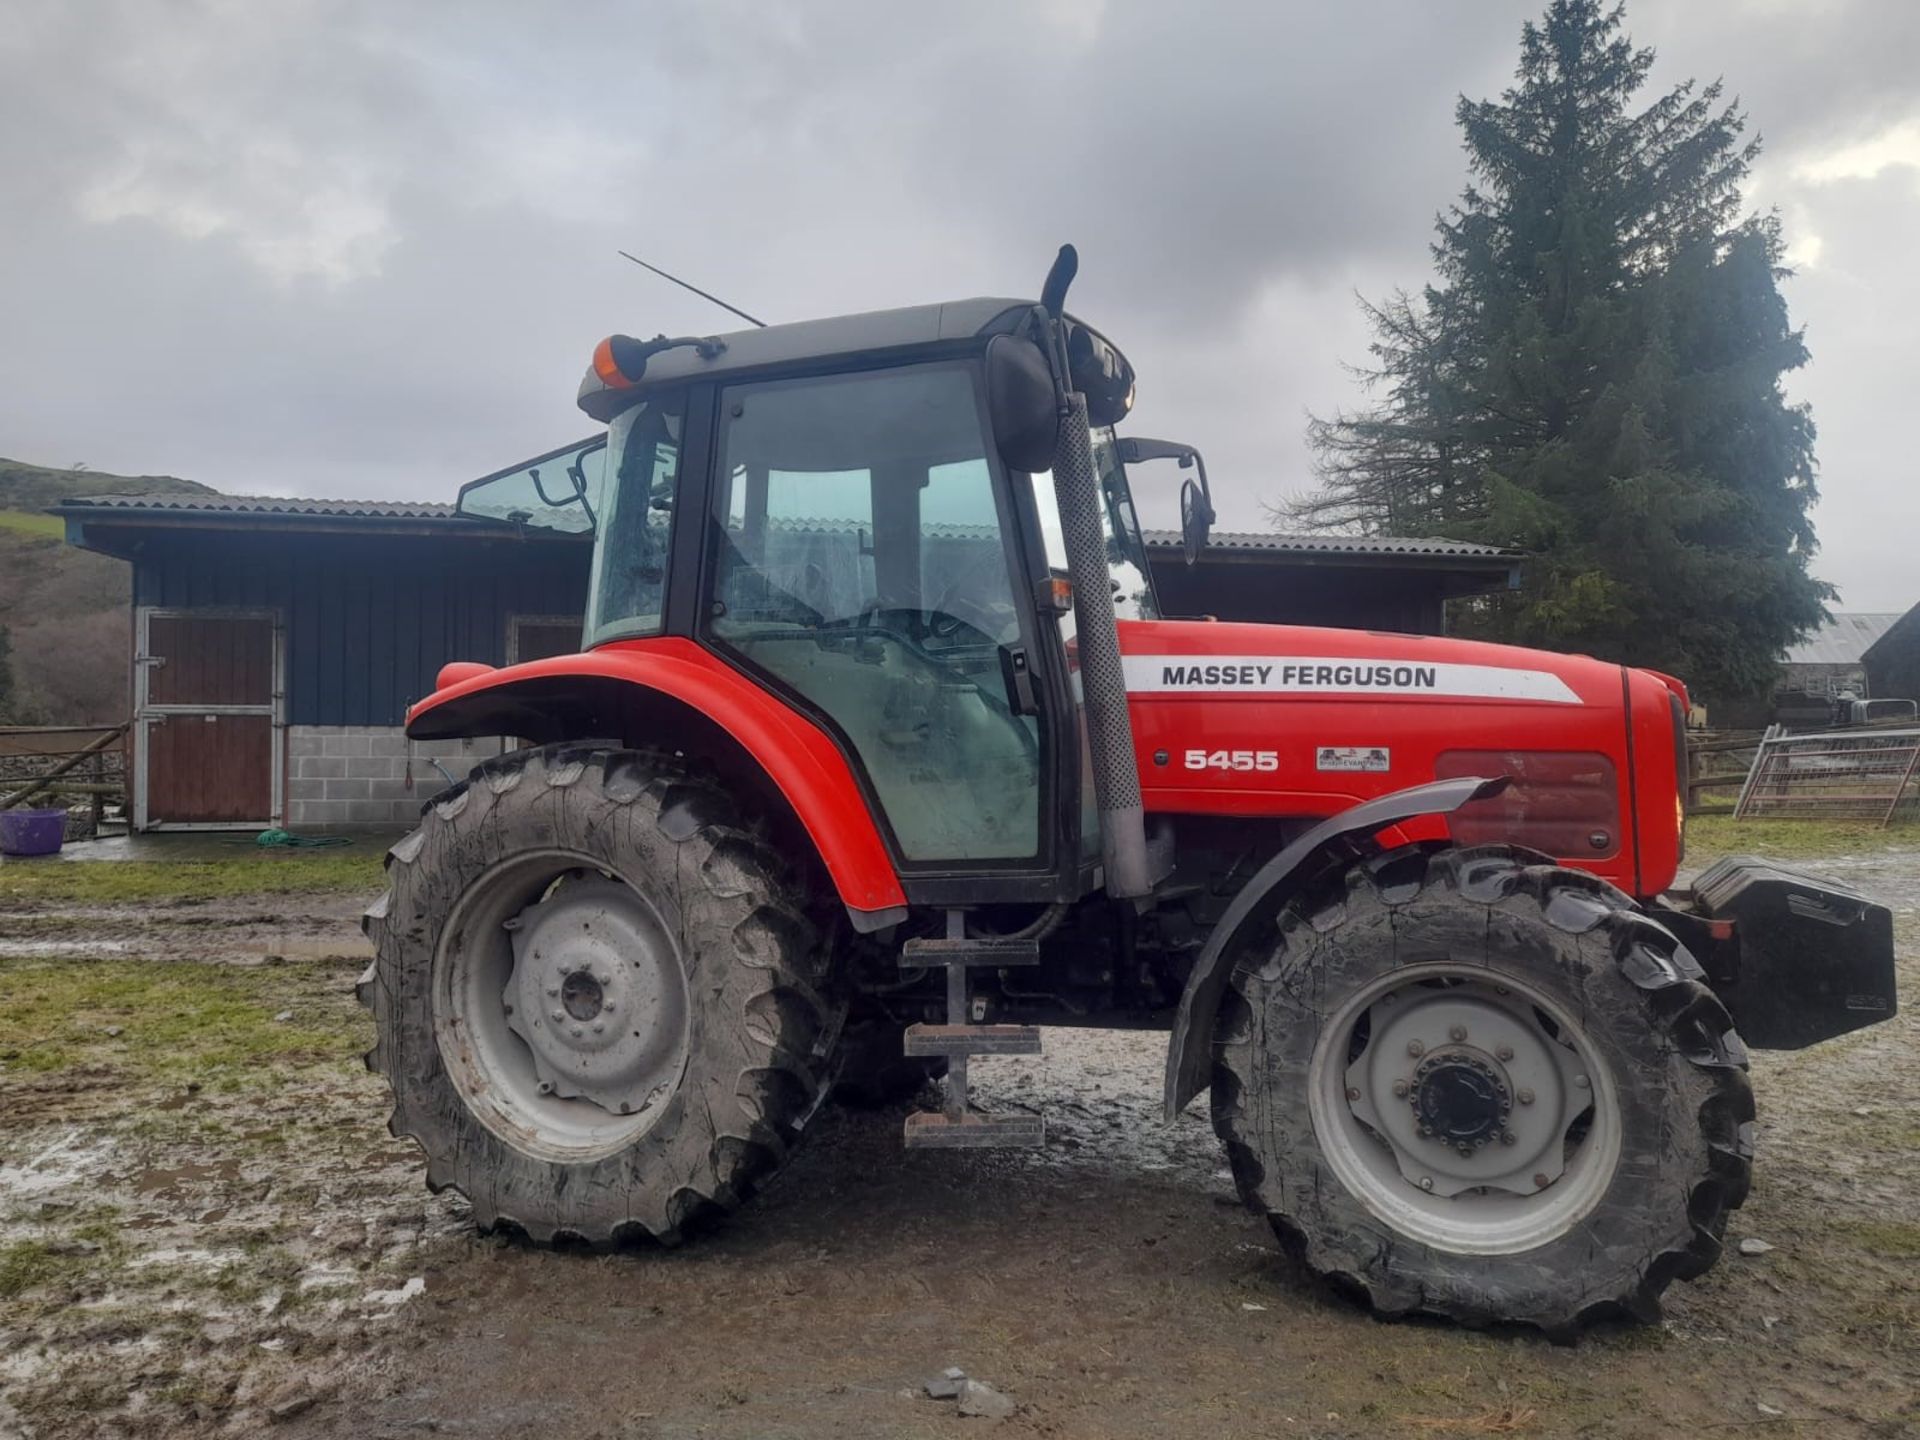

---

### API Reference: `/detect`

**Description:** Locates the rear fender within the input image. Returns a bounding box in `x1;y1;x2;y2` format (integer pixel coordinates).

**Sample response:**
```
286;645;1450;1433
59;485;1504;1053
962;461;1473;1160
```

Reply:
407;638;908;927
1161;774;1508;1121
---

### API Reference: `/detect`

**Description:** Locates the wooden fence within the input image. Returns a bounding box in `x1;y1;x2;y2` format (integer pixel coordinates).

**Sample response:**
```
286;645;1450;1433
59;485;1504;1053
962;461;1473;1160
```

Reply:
1685;729;1767;814
0;724;131;831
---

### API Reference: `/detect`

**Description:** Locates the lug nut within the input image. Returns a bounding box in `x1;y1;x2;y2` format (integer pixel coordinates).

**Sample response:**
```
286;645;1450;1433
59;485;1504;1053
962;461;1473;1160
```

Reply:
1457;1143;1473;1157
1420;1176;1435;1192
1407;1040;1425;1058
1496;1044;1514;1062
1392;1080;1410;1099
536;1081;553;1095
592;1024;604;1034
1449;1025;1468;1043
617;1102;632;1115
1533;1172;1551;1188
550;1010;565;1023
1346;1086;1362;1102
1517;1088;1534;1105
1574;1075;1590;1090
503;1003;514;1015
1501;1132;1517;1145
603;1001;616;1014
571;1026;584;1038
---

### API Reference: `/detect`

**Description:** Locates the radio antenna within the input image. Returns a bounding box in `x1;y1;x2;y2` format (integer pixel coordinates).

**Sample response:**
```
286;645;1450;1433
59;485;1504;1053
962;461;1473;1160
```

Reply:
617;251;768;328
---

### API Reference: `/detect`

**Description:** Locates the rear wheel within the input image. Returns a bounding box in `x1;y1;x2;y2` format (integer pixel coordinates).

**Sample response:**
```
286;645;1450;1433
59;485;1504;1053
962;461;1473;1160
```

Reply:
1212;845;1754;1334
361;744;841;1245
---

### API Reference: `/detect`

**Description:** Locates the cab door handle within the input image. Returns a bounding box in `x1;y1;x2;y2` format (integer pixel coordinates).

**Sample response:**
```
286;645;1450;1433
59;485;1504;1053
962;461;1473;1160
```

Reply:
999;647;1040;715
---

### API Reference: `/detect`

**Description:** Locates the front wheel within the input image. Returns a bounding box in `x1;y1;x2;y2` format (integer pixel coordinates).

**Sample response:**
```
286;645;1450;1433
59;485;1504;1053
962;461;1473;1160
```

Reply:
1212;845;1755;1335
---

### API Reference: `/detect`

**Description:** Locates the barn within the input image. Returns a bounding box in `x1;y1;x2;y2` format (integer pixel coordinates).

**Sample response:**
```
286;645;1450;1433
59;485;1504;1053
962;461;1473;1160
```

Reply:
59;452;1519;833
57;491;589;833
1777;611;1902;703
1863;603;1920;707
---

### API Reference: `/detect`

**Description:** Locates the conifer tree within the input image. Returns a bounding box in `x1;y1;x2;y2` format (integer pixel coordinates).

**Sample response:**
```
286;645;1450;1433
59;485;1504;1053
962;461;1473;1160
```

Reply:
1298;0;1828;699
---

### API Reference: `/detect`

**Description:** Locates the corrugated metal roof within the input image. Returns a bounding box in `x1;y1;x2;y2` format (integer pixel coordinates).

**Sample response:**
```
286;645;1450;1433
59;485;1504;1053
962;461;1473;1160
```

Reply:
59;494;460;519
1141;529;1517;559
1784;612;1903;666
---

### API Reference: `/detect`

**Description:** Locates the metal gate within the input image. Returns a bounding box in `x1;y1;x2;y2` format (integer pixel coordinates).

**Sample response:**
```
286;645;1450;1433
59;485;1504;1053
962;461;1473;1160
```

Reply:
1734;724;1920;824
135;608;285;830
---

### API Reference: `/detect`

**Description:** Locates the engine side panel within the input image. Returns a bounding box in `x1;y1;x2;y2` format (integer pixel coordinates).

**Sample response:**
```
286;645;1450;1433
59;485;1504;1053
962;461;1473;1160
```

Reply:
1119;620;1678;897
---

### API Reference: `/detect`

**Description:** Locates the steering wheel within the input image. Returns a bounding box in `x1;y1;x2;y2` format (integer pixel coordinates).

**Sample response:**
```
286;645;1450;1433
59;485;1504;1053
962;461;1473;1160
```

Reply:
930;563;1020;644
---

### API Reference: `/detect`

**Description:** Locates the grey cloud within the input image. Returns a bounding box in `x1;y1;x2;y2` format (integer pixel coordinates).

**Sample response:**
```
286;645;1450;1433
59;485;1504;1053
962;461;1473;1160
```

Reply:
1;0;1915;608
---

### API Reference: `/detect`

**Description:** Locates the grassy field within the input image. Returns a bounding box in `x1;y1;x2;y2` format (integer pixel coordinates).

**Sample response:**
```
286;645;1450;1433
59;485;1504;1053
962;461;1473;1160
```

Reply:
0;848;385;904
0;508;64;538
1686;813;1917;863
0;956;362;1083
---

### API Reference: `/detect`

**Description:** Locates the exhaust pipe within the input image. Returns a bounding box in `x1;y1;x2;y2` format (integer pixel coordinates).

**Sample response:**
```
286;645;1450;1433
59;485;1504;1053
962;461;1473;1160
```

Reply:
1038;247;1152;898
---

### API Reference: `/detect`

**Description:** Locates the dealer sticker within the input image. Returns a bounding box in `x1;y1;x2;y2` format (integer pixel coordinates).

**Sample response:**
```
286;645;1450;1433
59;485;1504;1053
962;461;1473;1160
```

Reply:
1317;745;1391;773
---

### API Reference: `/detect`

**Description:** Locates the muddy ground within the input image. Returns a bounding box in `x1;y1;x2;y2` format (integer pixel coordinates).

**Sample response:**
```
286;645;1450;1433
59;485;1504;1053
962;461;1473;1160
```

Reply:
1;840;1916;1439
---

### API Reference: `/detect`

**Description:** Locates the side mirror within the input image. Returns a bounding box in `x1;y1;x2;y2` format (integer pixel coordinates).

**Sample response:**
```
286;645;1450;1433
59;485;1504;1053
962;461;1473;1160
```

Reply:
1180;477;1213;565
984;334;1060;473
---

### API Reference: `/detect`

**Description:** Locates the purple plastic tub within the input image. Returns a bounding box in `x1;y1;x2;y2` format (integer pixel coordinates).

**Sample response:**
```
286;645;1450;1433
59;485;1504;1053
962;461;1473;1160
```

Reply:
0;808;66;857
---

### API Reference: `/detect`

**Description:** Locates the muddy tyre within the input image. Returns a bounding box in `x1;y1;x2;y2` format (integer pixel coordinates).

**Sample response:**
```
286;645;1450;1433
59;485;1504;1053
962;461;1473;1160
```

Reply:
830;1009;943;1108
1212;845;1754;1334
360;744;840;1245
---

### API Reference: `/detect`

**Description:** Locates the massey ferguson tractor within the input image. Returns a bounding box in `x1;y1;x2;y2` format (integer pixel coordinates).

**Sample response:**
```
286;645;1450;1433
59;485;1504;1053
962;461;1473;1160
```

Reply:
362;248;1896;1334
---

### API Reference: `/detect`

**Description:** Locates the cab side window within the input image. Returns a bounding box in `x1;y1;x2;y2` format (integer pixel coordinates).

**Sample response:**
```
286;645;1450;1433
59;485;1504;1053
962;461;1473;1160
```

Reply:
707;365;1041;862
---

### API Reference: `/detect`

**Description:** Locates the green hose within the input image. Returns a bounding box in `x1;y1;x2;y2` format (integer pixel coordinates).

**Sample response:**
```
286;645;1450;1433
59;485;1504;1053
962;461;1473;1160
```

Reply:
236;828;351;849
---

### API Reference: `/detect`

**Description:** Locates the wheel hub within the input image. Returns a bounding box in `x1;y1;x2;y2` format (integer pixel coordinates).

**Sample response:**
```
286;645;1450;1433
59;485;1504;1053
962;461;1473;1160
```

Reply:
502;875;689;1118
1343;984;1593;1199
1410;1048;1512;1150
560;969;606;1022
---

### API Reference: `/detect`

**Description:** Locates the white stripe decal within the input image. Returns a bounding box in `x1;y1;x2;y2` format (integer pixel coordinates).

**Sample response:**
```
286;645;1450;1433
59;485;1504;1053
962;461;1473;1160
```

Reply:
1122;654;1582;704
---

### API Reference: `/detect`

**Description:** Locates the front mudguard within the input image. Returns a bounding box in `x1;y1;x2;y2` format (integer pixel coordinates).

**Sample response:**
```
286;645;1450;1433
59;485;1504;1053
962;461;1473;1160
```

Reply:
1160;775;1508;1122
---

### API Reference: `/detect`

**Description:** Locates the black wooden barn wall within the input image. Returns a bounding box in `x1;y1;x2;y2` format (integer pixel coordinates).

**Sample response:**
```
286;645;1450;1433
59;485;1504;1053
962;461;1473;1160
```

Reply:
131;531;591;727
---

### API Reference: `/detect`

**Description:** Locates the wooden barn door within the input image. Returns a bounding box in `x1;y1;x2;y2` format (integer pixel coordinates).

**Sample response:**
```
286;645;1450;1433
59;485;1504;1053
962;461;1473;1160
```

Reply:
136;610;282;829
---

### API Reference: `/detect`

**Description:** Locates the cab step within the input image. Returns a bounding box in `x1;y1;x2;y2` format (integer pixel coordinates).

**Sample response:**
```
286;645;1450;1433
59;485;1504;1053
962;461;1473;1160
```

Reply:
904;1023;1042;1057
904;1110;1045;1148
901;910;1046;1151
900;935;1041;968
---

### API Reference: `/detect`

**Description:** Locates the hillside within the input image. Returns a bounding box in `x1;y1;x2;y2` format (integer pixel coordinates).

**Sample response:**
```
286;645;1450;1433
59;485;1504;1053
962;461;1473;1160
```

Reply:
0;458;215;723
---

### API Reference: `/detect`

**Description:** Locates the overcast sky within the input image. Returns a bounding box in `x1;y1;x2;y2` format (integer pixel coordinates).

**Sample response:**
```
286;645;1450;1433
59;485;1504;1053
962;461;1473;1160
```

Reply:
3;0;1916;609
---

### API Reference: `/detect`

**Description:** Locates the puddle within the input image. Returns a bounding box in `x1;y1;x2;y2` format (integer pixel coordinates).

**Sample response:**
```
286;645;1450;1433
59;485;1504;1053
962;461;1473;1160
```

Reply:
0;938;135;957
301;1265;359;1291
134;1159;242;1194
127;1246;245;1271
0;1128;118;1199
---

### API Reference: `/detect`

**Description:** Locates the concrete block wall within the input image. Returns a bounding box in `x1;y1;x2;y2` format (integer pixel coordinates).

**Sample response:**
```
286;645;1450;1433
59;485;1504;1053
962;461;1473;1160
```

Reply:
286;726;508;831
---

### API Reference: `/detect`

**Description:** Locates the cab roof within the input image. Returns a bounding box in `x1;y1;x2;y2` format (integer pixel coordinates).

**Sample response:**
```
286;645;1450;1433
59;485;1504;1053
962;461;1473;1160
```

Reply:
577;296;1038;421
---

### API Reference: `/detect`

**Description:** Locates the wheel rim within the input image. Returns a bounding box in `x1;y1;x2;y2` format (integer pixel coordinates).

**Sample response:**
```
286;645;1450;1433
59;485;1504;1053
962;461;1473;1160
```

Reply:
1306;961;1622;1255
434;850;690;1162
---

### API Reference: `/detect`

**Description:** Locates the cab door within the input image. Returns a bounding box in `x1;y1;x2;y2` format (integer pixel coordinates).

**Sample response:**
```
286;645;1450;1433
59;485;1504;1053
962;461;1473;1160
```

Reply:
700;361;1070;894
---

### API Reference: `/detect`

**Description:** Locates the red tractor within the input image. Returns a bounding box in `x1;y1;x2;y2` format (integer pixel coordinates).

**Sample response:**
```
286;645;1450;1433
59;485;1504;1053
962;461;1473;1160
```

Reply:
363;248;1895;1333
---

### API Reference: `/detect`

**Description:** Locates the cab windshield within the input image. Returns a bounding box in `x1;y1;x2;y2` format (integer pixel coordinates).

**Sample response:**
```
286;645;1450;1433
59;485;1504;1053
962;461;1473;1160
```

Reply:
1025;424;1159;621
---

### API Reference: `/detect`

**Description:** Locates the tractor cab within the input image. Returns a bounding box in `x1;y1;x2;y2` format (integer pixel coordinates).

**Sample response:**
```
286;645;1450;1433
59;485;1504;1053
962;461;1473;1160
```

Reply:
455;290;1158;907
